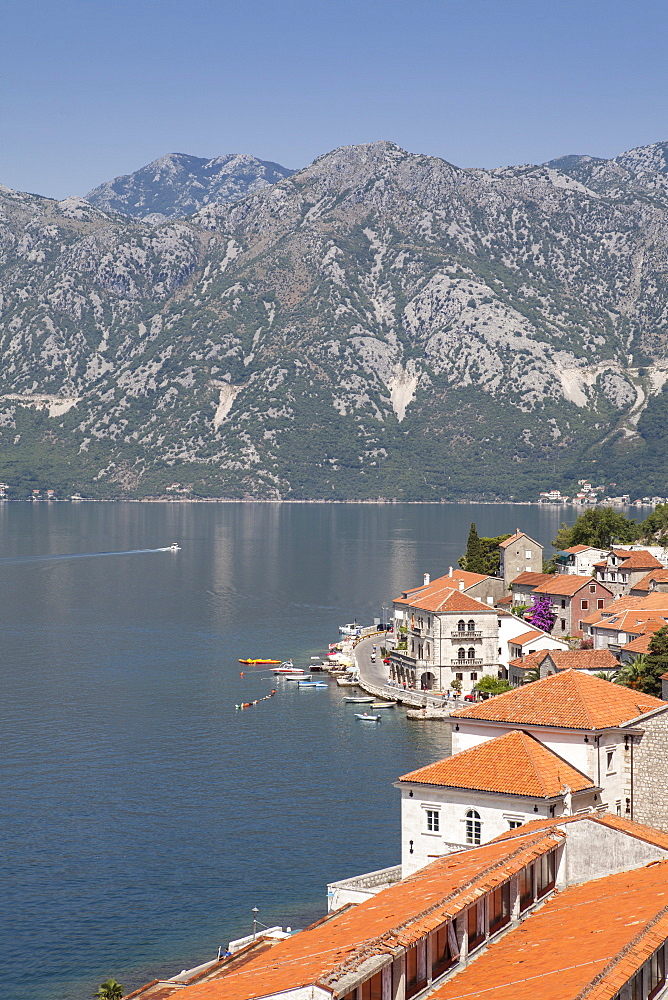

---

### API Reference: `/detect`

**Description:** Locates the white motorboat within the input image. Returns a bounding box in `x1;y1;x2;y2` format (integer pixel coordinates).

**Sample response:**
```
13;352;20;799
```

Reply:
371;701;396;709
272;661;299;674
169;543;181;552
355;713;381;722
338;622;361;636
343;696;374;704
298;680;328;688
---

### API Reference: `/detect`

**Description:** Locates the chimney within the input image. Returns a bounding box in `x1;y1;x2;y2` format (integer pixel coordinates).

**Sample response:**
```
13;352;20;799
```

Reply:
459;581;465;591
423;573;430;586
449;566;453;577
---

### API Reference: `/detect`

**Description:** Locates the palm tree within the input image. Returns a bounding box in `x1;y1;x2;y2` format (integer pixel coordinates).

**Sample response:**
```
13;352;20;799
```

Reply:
594;670;618;682
614;655;648;691
94;980;123;1000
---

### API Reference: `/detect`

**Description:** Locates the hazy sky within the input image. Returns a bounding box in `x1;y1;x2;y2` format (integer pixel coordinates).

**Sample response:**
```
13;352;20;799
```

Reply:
2;0;668;199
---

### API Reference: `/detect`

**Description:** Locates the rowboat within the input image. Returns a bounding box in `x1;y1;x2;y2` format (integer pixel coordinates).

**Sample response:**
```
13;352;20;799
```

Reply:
299;680;328;688
239;659;282;665
371;701;396;709
355;713;381;722
343;696;374;704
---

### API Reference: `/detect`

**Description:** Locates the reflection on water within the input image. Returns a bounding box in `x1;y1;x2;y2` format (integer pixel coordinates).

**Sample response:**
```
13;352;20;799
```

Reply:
0;502;576;1000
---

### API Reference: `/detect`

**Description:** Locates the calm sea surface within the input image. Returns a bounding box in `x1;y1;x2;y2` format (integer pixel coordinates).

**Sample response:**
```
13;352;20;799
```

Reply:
1;502;577;1000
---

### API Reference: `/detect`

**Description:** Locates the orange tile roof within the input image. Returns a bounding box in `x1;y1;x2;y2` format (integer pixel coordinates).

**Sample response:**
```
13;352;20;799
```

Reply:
533;575;612;597
176;831;564;1000
508;652;546;671
496;594;513;605
394;579;494;614
398;730;594;797
564;544;599;554
622;633;654;654
510;571;554;589
451;669;664;729
631;569;668;593
538;649;619;671
584;608;668;633
615;549;663;569
499;530;539;548
431;859;668;1000
489;811;668;850
509;629;544;645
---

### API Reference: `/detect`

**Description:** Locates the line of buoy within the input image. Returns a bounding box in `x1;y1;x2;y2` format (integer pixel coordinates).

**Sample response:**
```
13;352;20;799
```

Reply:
235;689;277;710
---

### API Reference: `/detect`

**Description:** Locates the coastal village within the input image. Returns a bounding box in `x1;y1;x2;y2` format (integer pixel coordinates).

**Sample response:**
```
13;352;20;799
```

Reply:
119;520;668;1000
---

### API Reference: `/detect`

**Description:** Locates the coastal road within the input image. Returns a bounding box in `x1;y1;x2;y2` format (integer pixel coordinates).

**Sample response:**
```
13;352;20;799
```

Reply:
355;632;392;688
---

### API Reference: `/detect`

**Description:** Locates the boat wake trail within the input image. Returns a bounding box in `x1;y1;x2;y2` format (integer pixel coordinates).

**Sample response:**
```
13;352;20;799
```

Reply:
0;548;174;566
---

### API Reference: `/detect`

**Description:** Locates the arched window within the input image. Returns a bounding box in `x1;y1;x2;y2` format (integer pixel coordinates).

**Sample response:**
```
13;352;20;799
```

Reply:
466;809;482;845
457;619;466;633
468;647;476;660
467;619;475;632
457;647;466;661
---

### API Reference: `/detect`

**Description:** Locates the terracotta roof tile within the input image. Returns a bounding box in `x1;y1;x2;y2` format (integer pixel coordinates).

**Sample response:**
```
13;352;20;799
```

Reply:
509;629;544;645
538;649;619;671
394;580;494;614
509;652;547;671
176;832;564;1000
533;575;612;597
398;731;594;797
584;608;668;633
510;571;554;588
431;859;668;1000
489;812;668;850
500;530;539;548
564;544;599;554
622;633;655;654
613;549;664;569
451;669;664;729
631;568;668;593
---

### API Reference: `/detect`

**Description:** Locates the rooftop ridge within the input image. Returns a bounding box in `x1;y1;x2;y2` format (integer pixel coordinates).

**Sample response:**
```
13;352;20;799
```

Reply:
319;830;564;987
575;895;668;1000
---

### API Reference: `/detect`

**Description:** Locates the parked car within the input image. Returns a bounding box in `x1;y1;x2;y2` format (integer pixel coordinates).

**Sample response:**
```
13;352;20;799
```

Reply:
464;693;477;702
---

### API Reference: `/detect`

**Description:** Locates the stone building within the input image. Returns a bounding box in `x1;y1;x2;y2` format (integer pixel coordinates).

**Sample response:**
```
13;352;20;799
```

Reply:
451;670;668;831
507;648;620;686
130;813;668;1000
582;592;668;654
498;529;543;588
510;572;614;637
555;544;607;576
593;549;664;597
391;576;501;693
396;730;600;875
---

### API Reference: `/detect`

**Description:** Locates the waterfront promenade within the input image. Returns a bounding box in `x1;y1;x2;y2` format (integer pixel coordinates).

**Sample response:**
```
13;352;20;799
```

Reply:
353;633;455;713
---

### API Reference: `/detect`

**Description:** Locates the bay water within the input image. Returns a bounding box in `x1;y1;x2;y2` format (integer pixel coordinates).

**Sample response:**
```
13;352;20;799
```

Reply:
1;501;576;1000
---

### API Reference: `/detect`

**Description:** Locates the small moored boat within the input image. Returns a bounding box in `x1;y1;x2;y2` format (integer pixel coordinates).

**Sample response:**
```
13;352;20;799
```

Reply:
343;696;374;704
169;543;181;552
272;661;298;674
371;701;396;709
298;680;328;688
239;658;282;665
355;713;381;722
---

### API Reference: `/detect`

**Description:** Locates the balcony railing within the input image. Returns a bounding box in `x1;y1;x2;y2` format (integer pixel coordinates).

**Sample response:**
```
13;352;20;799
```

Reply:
450;630;482;639
451;658;483;666
411;626;434;637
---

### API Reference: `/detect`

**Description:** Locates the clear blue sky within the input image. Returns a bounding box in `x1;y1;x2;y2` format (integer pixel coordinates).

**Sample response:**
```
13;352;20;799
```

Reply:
2;0;668;199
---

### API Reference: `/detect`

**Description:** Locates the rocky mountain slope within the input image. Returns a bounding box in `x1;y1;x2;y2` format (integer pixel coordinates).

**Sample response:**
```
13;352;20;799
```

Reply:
85;152;295;222
2;140;668;500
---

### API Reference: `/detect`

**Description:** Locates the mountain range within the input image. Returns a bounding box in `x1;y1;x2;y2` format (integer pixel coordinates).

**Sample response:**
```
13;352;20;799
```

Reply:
1;139;668;500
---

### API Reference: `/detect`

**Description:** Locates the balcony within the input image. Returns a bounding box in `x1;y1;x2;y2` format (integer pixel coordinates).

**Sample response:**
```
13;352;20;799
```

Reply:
411;626;434;638
450;630;482;639
451;658;483;666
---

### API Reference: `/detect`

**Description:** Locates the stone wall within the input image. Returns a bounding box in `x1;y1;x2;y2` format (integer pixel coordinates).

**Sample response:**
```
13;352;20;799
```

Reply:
632;708;668;831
